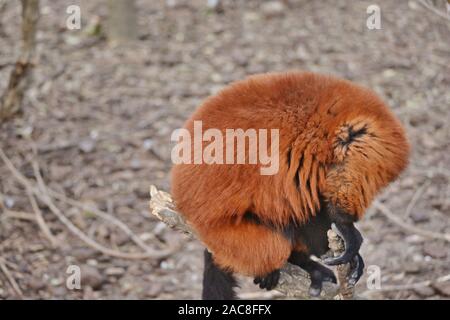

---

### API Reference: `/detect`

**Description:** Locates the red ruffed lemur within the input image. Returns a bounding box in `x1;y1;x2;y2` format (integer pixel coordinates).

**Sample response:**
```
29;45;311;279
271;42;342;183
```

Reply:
171;71;410;299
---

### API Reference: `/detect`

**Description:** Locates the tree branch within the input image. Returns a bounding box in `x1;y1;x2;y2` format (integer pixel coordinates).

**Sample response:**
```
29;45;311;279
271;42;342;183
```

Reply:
149;185;351;299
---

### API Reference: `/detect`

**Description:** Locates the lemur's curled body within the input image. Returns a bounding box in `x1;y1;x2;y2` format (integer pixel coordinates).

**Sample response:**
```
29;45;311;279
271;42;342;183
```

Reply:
171;72;409;299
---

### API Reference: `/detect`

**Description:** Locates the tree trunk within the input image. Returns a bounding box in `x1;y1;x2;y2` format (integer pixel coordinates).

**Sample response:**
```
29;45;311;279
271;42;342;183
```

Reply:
107;0;138;44
0;0;39;121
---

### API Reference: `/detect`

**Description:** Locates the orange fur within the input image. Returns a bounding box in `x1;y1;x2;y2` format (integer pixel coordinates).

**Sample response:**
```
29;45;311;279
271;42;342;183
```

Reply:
196;221;292;276
171;71;410;276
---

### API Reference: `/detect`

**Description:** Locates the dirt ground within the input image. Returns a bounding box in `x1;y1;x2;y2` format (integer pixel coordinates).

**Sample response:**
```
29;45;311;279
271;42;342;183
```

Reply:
0;0;449;299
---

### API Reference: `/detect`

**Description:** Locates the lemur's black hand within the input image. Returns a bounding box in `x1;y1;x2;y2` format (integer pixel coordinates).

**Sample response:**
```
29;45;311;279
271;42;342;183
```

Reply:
253;269;280;291
324;222;363;266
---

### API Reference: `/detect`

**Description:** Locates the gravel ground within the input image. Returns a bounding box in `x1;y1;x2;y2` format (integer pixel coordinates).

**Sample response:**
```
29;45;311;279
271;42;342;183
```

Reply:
0;0;449;299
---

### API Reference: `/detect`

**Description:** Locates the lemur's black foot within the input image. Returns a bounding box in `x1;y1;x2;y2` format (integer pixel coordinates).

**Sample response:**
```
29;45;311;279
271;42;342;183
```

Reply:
253;269;280;290
306;261;337;297
348;253;364;285
288;251;337;297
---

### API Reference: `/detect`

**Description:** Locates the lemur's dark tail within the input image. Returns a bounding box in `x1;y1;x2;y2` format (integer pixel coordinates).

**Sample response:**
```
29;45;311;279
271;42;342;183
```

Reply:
202;249;238;300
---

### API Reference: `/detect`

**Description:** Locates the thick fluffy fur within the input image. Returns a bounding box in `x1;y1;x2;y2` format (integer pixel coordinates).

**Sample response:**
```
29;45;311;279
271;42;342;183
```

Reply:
171;71;409;277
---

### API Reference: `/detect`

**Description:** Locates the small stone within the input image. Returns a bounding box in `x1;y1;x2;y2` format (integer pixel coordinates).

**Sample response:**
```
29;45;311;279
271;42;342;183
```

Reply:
209;84;224;95
423;242;448;259
261;1;286;18
382;69;396;78
65;35;81;46
139;232;154;241
409;209;429;223
50;278;63;286
89;130;99;140
87;259;98;266
127;264;141;276
207;0;220;8
50;165;72;181
409;112;429;127
51;286;67;297
120;279;134;293
296;45;310;61
211;73;222;83
17;126;33;138
413;286;435;297
161;52;181;66
160;260;175;270
4;196;15;208
29;278;46;291
81;265;105;290
433;282;450;296
153;222;167;236
105;267;126;277
165;0;177;8
130;158;142;170
70;247;98;261
112;232;129;246
82;285;96;299
412;253;424;262
243;12;260;22
231;52;248;67
405;235;425;244
145;283;163;298
400;177;415;188
96;224;110;239
207;0;224;13
78;139;96;153
408;1;420;10
422;133;439;149
143;139;154;151
404;263;422;274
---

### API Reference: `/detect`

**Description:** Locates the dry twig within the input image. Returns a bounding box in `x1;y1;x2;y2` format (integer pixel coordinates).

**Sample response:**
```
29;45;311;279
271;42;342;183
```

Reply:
46;188;157;253
374;200;450;242
417;0;450;22
0;257;24;298
1;210;36;221
0;148;176;260
27;142;158;253
26;188;58;247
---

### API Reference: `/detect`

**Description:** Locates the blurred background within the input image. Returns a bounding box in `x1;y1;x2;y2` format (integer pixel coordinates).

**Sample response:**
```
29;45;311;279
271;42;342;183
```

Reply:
0;0;449;299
